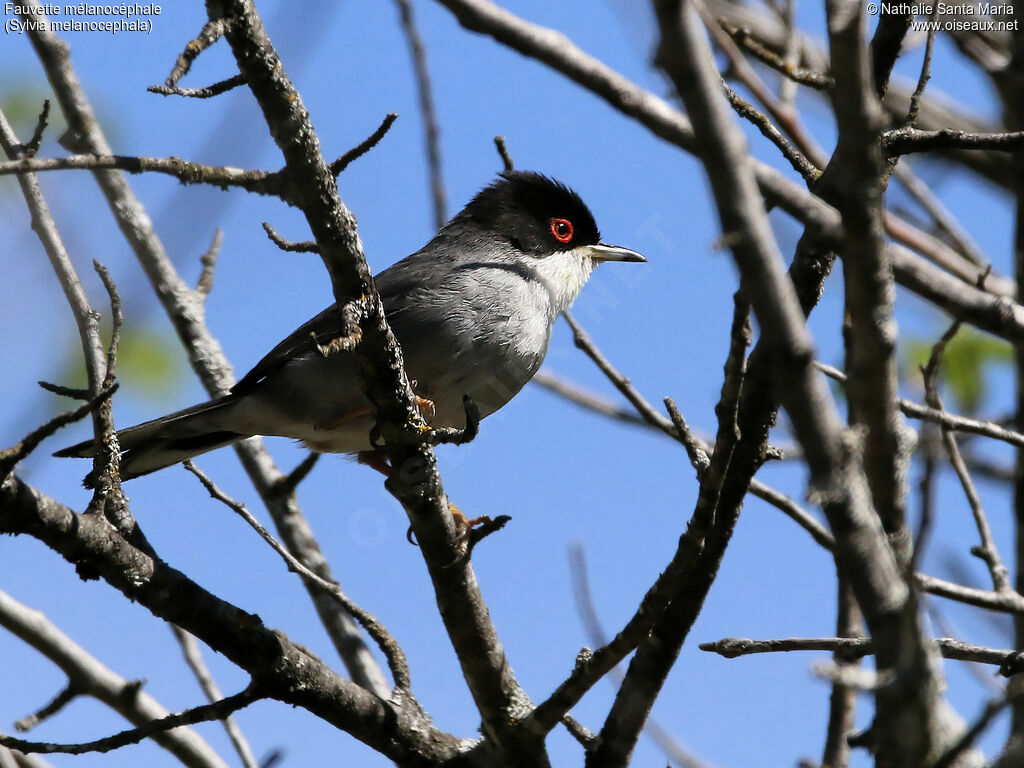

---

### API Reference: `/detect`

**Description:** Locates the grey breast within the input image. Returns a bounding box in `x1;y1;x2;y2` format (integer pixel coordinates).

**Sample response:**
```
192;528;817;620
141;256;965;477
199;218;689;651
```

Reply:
379;236;556;428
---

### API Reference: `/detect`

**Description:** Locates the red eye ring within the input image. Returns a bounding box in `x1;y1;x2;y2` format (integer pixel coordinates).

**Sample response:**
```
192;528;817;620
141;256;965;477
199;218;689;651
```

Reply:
550;218;574;243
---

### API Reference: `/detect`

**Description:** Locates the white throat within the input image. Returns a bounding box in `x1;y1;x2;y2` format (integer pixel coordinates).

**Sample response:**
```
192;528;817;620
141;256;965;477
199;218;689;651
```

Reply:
530;246;595;315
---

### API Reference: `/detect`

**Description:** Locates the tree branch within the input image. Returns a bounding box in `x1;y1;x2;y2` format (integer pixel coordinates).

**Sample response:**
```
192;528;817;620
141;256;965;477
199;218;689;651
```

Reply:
171;627;259;768
0;476;465;763
700;636;1023;670
0;687;261;757
21;0;392;699
183;461;411;693
394;0;447;228
0;589;230;768
203;0;534;756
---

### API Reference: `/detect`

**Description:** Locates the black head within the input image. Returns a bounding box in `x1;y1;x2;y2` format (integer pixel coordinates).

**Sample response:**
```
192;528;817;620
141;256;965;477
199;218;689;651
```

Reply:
454;171;602;257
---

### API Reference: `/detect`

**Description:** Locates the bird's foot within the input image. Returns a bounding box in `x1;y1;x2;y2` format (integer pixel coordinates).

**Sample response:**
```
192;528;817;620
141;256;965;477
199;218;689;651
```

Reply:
450;501;492;540
404;499;510;554
415;395;436;426
450;501;511;555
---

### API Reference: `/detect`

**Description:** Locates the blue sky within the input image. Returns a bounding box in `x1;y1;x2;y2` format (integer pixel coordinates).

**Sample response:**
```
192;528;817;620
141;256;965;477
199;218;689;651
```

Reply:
0;1;1019;766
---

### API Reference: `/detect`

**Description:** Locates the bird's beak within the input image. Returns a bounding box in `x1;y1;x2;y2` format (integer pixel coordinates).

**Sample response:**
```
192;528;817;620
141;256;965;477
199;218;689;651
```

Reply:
586;243;646;263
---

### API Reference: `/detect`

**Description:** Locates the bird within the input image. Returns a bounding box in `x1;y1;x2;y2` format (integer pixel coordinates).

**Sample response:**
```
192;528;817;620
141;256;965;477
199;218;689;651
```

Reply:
56;171;645;485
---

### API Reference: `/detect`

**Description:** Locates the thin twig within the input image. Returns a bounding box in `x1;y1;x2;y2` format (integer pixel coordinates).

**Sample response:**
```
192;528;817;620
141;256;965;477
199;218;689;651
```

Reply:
905;9;938;126
0;590;230;768
699;636;1020;669
14;686;79;733
425;395;480;446
920;323;1011;593
0;687;261;757
934;696;1018;768
701;3;829;169
163;19;231;88
816;361;1024;449
569;547;712;768
328;113;399;176
722;84;820;182
195;230;223;299
171;627;258;768
494;135;514;171
892;162;986;267
0;385;117;480
0;153;291;196
149;75;246;99
394;0;446;228
37;381;91;400
777;0;800;109
182;461;411;692
719;19;834;89
272;453;321;498
86;261;140;549
560;715;595;749
261;222;319;253
23;100;50;157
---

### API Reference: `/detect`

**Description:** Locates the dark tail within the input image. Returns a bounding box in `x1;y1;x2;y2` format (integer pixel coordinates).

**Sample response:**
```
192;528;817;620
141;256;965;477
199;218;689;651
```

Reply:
55;396;248;485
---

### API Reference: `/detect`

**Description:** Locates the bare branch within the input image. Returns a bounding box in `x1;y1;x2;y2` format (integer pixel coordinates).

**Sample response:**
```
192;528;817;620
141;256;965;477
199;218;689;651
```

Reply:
722;84;820;182
654;1;961;765
0;154;286;196
328;113;400;177
828;0;910;548
569;547;712;768
272;452;321;498
183;461;411;692
14;685;79;733
23;100;50;158
0;109;106;395
700;636;1021;669
171;627;259;768
868;4;913;97
0;589;230;768
719;20;834;89
904;11;938;125
149;74;246;99
493;135;514;171
921;324;1012;593
22;0;391;698
0;385;117;480
0;686;262;757
394;0;447;228
884;127;1024;156
162;18;232;88
261;222;320;253
0;477;463;763
424;395;481;446
821;581;861;768
195;230;223;300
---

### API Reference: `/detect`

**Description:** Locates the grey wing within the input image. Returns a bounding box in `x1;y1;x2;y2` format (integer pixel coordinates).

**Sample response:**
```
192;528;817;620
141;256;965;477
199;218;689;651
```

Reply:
231;303;349;395
230;249;448;396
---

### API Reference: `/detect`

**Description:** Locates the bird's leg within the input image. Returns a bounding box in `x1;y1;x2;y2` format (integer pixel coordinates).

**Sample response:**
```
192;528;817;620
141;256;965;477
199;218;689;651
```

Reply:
360;396;494;546
448;502;493;539
356;450;391;475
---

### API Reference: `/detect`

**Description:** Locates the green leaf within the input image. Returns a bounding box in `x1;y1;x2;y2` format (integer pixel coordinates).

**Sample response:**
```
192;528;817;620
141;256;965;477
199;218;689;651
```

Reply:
903;327;1012;414
54;326;184;407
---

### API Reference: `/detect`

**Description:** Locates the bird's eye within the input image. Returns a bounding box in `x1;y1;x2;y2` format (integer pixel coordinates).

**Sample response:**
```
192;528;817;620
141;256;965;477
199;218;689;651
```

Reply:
550;218;574;244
